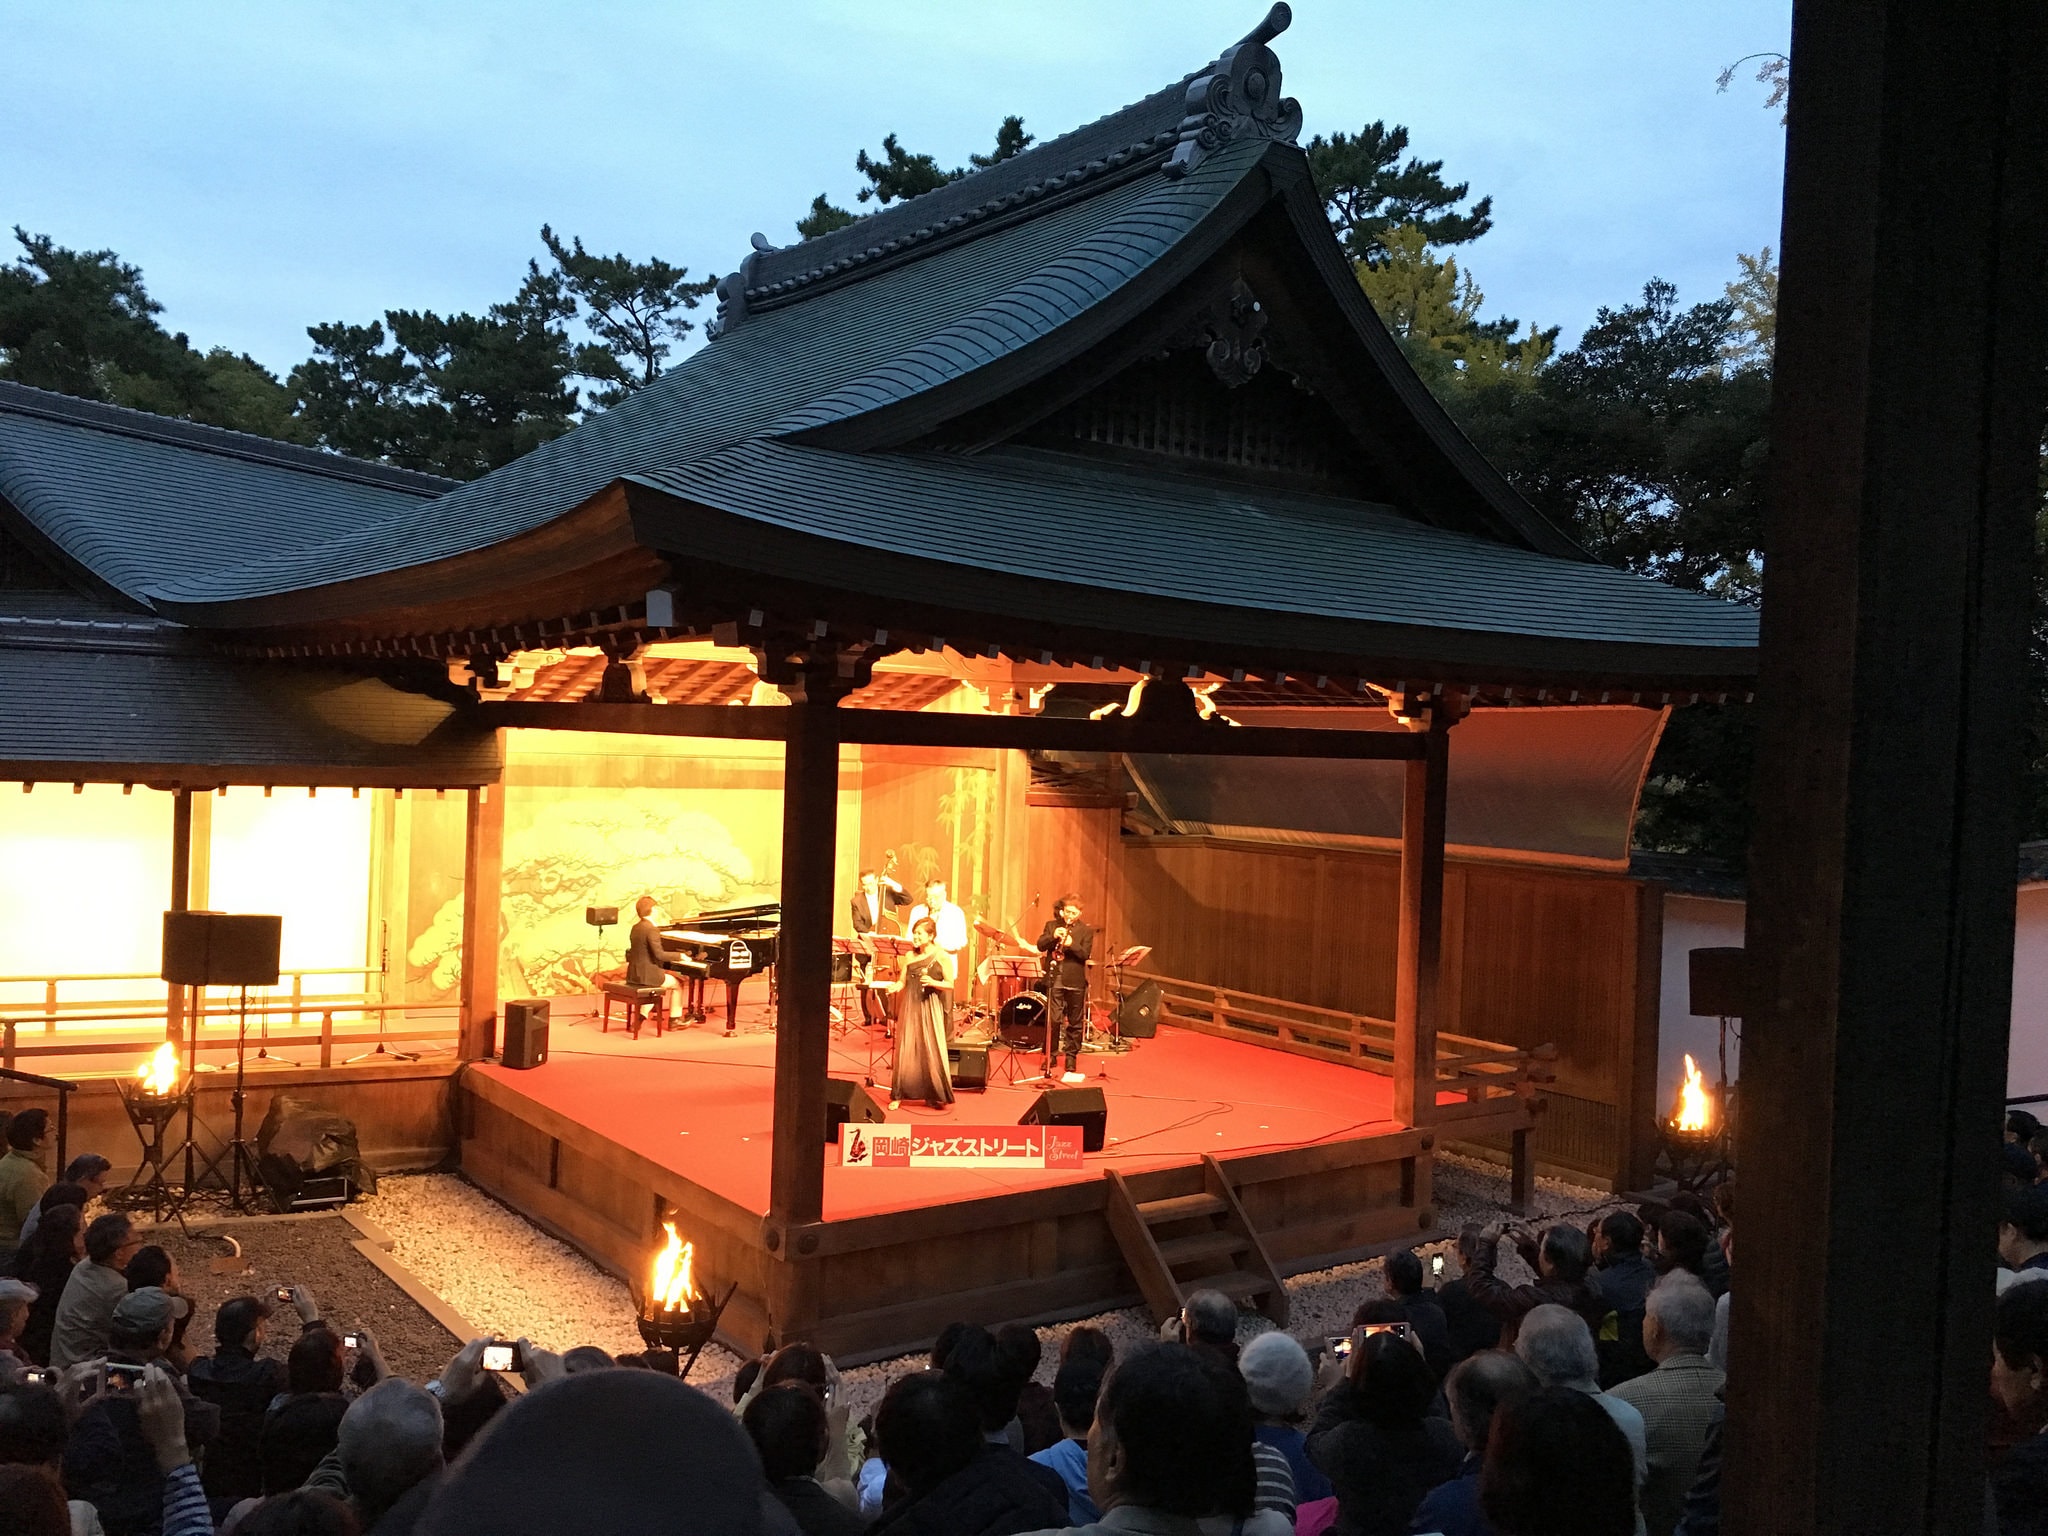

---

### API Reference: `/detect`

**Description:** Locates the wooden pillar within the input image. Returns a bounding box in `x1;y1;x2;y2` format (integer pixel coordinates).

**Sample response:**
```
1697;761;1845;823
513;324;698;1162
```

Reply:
167;789;194;1045
1393;703;1451;1126
459;785;505;1062
1725;3;2047;1531
767;693;843;1233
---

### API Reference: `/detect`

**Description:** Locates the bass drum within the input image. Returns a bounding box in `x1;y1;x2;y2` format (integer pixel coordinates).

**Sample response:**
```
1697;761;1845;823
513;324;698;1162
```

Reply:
998;991;1047;1051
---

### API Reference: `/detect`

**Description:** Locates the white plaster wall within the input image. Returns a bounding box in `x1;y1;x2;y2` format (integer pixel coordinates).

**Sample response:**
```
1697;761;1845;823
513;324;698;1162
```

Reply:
1657;886;2048;1105
1658;894;1748;1112
2010;886;2048;1100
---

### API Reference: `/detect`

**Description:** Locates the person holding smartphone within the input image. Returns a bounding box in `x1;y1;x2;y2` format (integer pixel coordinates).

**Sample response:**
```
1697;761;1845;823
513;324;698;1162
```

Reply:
64;1287;221;1533
1303;1325;1462;1535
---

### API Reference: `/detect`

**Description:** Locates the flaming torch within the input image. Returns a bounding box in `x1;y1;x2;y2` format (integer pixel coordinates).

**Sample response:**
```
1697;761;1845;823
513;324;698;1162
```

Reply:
634;1219;737;1378
1659;1052;1730;1193
117;1037;195;1219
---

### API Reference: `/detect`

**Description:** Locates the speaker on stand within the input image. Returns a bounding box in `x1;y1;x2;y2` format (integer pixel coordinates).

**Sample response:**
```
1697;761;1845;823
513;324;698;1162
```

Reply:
161;911;282;1215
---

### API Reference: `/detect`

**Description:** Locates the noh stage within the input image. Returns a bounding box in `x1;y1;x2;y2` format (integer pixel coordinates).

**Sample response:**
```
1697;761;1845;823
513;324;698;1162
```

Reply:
458;1001;1489;1361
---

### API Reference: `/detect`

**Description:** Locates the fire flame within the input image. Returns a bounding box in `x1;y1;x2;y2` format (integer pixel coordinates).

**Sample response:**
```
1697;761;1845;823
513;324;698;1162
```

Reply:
1673;1054;1712;1132
136;1041;180;1096
649;1221;697;1311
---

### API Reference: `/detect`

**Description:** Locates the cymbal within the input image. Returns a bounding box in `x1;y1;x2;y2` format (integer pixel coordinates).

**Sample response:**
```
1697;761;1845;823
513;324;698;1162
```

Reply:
972;918;1011;940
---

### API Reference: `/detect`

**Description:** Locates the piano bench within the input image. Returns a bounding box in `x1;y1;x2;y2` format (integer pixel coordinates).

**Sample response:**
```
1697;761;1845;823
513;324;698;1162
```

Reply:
600;982;670;1039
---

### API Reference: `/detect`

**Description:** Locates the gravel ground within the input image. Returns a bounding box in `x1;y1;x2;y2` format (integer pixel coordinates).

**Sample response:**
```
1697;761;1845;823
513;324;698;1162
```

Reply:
349;1151;1623;1420
134;1214;462;1384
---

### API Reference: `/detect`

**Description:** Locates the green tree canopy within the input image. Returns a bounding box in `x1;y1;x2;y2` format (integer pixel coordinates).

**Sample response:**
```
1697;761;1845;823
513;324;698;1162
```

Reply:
798;116;1034;240
1305;122;1493;265
1355;224;1554;392
537;226;714;409
0;227;304;438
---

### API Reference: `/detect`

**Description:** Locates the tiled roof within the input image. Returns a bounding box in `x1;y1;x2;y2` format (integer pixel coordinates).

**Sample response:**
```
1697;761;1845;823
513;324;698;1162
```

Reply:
626;441;1757;678
0;613;497;784
0;382;449;607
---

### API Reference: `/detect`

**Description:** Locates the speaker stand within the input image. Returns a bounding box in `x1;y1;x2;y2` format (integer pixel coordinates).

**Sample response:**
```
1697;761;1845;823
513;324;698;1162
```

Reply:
190;985;264;1214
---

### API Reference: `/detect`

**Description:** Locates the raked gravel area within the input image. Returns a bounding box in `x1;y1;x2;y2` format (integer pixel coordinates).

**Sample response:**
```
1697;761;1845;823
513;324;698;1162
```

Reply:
353;1152;1623;1423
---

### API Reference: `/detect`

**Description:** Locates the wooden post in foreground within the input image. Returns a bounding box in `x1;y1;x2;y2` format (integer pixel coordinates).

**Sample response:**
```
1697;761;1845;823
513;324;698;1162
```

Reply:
459;785;505;1062
768;692;842;1234
1726;3;2047;1530
1393;696;1451;1127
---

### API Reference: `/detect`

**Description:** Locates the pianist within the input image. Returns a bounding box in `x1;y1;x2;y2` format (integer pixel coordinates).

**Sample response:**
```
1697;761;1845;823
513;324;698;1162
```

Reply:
626;896;686;1018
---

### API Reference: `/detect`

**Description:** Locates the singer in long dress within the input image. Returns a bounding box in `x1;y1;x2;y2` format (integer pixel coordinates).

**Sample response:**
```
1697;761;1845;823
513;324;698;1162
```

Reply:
887;917;955;1109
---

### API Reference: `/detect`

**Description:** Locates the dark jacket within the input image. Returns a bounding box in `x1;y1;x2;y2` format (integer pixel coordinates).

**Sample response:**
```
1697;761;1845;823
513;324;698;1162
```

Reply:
1035;919;1094;991
1462;1240;1608;1346
12;1247;72;1364
1307;1407;1463;1536
770;1476;865;1536
625;919;675;988
187;1345;286;1500
1408;1452;1496;1536
64;1365;221;1536
1435;1277;1501;1362
1394;1291;1455;1379
1994;1430;2048;1536
850;886;906;935
867;1445;1070;1536
1589;1252;1659;1387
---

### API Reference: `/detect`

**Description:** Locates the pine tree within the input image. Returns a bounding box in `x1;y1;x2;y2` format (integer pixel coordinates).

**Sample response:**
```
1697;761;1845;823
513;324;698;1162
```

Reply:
537;226;714;409
1304;122;1493;265
798;116;1035;240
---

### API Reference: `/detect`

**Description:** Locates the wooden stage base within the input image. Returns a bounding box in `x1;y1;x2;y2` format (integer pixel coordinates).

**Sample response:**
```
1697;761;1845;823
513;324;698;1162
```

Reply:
457;1005;1483;1361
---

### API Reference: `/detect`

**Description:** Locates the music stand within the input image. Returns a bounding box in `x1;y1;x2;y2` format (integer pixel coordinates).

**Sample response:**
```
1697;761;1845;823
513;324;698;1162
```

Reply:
862;934;916;1084
830;936;862;1035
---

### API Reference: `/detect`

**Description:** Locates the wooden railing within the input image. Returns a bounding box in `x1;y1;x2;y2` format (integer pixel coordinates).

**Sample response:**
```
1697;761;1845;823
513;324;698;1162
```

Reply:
0;997;459;1074
1128;971;1555;1117
0;966;385;1030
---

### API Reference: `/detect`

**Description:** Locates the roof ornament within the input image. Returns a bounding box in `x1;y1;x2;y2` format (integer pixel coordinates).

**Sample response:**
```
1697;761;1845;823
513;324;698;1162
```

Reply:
1162;3;1304;181
709;233;778;340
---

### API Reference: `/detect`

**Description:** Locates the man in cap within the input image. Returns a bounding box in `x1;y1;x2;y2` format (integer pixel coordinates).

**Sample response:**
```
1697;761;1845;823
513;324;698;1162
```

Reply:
64;1287;220;1532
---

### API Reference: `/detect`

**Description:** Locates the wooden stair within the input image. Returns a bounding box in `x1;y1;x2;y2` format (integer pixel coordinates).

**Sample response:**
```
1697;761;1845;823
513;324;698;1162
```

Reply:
1104;1155;1290;1328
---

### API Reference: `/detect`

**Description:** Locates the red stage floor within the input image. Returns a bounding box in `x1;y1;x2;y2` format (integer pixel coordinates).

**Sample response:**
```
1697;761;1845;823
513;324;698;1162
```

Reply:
470;1002;1410;1222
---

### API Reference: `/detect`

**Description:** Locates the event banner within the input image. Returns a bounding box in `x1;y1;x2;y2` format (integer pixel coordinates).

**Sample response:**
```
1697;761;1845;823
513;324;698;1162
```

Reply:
839;1122;1086;1170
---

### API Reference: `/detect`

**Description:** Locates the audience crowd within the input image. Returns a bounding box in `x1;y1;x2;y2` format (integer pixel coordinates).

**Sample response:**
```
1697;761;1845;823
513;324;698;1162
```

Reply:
0;1106;2040;1535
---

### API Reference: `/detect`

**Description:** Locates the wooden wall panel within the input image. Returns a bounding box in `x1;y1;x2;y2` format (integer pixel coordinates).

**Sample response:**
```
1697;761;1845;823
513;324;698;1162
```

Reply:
1026;797;1125;952
1121;836;1656;1186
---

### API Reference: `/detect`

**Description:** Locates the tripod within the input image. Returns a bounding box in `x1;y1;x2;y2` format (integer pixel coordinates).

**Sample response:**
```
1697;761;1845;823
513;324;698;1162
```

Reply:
187;985;264;1214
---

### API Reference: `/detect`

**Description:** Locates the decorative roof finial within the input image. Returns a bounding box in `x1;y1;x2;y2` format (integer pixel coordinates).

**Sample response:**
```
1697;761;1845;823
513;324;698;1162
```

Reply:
1162;3;1303;180
709;233;780;340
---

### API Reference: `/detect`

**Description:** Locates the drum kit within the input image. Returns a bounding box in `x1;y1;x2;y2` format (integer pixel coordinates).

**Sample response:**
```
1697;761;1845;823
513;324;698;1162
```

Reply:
847;909;1150;1083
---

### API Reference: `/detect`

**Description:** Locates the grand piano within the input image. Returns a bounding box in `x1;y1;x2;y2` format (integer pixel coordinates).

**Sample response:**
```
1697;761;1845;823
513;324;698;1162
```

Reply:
659;901;780;1034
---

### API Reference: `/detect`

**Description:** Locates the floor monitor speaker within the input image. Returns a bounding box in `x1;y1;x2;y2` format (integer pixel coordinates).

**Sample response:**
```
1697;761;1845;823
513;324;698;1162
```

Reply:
502;999;550;1069
161;911;283;988
1116;978;1162;1039
1018;1084;1107;1152
948;1043;989;1092
825;1077;888;1143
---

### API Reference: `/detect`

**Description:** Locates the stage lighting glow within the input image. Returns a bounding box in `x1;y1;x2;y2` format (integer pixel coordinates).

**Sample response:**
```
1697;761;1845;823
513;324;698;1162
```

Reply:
209;789;371;975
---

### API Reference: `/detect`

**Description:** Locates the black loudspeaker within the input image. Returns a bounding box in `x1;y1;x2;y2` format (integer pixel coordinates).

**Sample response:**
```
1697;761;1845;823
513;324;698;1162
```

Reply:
161;912;282;987
1116;978;1163;1039
830;951;855;984
825;1078;888;1143
1688;948;1748;1019
948;1044;989;1092
502;1000;550;1069
1019;1085;1107;1152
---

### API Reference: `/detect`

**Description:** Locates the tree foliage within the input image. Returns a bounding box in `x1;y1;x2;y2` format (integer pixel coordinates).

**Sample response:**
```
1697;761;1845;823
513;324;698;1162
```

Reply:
1305;122;1493;265
0;227;304;439
537;225;714;408
798;116;1034;240
1356;224;1555;392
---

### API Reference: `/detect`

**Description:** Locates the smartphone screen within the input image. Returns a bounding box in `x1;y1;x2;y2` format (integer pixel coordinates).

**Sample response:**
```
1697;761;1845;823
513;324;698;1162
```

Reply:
104;1364;145;1391
1361;1321;1412;1340
1325;1334;1353;1357
481;1343;516;1373
343;1334;359;1350
275;1287;293;1304
1431;1254;1446;1278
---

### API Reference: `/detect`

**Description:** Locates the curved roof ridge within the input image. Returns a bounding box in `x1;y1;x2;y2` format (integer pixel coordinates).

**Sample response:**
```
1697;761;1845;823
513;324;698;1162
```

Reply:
0;380;455;497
